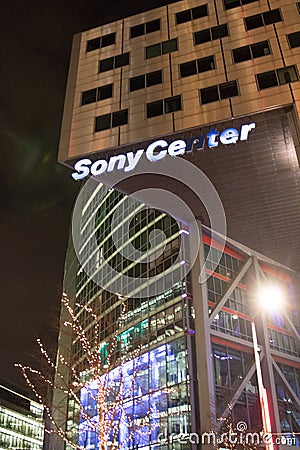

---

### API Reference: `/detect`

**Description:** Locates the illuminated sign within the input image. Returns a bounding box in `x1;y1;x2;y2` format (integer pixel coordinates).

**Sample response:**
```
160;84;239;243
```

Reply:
72;123;256;180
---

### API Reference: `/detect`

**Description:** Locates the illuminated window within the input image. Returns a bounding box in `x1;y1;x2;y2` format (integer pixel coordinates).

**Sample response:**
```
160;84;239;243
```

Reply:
232;40;271;63
180;55;215;77
194;24;228;45
256;65;299;89
145;38;178;59
95;109;128;132
86;32;116;52
223;0;258;10
130;70;162;91
200;80;239;104
147;95;182;118
175;4;208;24
99;52;129;73
244;9;282;31
130;19;160;38
81;84;113;105
287;31;300;48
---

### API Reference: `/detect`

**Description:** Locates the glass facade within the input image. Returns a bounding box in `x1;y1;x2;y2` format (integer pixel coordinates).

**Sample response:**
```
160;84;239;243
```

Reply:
65;184;194;449
203;230;300;442
0;382;44;449
58;181;300;450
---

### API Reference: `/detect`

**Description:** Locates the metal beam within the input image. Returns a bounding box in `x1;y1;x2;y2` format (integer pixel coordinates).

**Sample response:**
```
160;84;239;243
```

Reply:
208;256;253;326
272;359;300;411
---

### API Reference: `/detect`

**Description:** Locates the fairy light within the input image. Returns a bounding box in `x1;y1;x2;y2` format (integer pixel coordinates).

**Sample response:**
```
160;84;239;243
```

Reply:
16;294;162;450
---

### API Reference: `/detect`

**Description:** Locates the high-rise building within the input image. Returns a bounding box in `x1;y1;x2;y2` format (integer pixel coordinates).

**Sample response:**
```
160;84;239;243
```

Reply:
0;378;44;450
54;0;300;449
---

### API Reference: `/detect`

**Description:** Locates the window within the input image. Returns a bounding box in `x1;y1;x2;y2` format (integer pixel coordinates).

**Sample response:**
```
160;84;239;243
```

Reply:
256;65;299;89
165;96;181;113
162;39;177;54
287;31;300;48
232;40;270;63
180;55;215;77
244;9;282;31
146;39;178;59
81;84;113;105
147;100;163;118
146;70;162;86
130;19;160;38
219;81;239;99
212;24;228;39
199;80;239;104
86;32;116;52
194;24;228;45
223;0;258;10
95;109;128;132
99;52;129;72
130;70;162;91
146;95;182;118
176;4;208;24
81;88;97;105
98;84;113;100
298;2;300;13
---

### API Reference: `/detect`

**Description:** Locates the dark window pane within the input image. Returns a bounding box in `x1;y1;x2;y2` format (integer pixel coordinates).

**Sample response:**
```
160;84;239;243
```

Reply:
87;37;101;52
211;24;229;39
232;45;252;63
81;88;97;105
112;109;128;127
98;84;113;100
192;4;208;19
95;114;111;132
263;9;282;25
277;66;299;84
164;95;182;113
180;60;197;77
219;80;239;99
197;55;215;72
242;0;258;4
115;52;129;68
147;100;163;118
251;41;270;58
200;85;219;104
287;31;300;49
257;71;278;89
194;29;211;45
224;0;240;9
130;75;145;91
245;14;264;30
146;43;161;59
176;10;192;24
146;19;160;33
162;38;178;54
146;70;162;87
298;2;300;13
101;33;116;47
130;24;144;38
99;57;114;72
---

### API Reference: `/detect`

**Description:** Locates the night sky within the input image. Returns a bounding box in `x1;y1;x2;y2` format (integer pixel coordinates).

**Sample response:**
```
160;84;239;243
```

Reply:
1;0;178;387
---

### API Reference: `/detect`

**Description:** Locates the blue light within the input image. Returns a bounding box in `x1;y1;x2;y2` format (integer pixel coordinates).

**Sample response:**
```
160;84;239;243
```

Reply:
78;344;175;449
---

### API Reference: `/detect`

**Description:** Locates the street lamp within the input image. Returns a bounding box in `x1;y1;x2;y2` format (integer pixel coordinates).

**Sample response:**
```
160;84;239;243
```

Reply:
257;285;284;314
253;284;284;450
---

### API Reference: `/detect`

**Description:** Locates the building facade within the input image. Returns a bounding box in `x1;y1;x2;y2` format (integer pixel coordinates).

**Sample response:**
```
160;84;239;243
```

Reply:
55;0;300;448
0;379;44;450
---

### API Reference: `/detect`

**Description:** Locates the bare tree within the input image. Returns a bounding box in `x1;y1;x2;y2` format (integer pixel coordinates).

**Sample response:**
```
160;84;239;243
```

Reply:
16;295;159;450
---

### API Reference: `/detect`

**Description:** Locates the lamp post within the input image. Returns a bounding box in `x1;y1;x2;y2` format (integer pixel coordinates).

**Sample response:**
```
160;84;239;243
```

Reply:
253;284;284;450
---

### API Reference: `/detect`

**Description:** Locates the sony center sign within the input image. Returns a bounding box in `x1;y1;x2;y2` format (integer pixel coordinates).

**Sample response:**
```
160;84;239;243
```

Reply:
72;123;256;180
